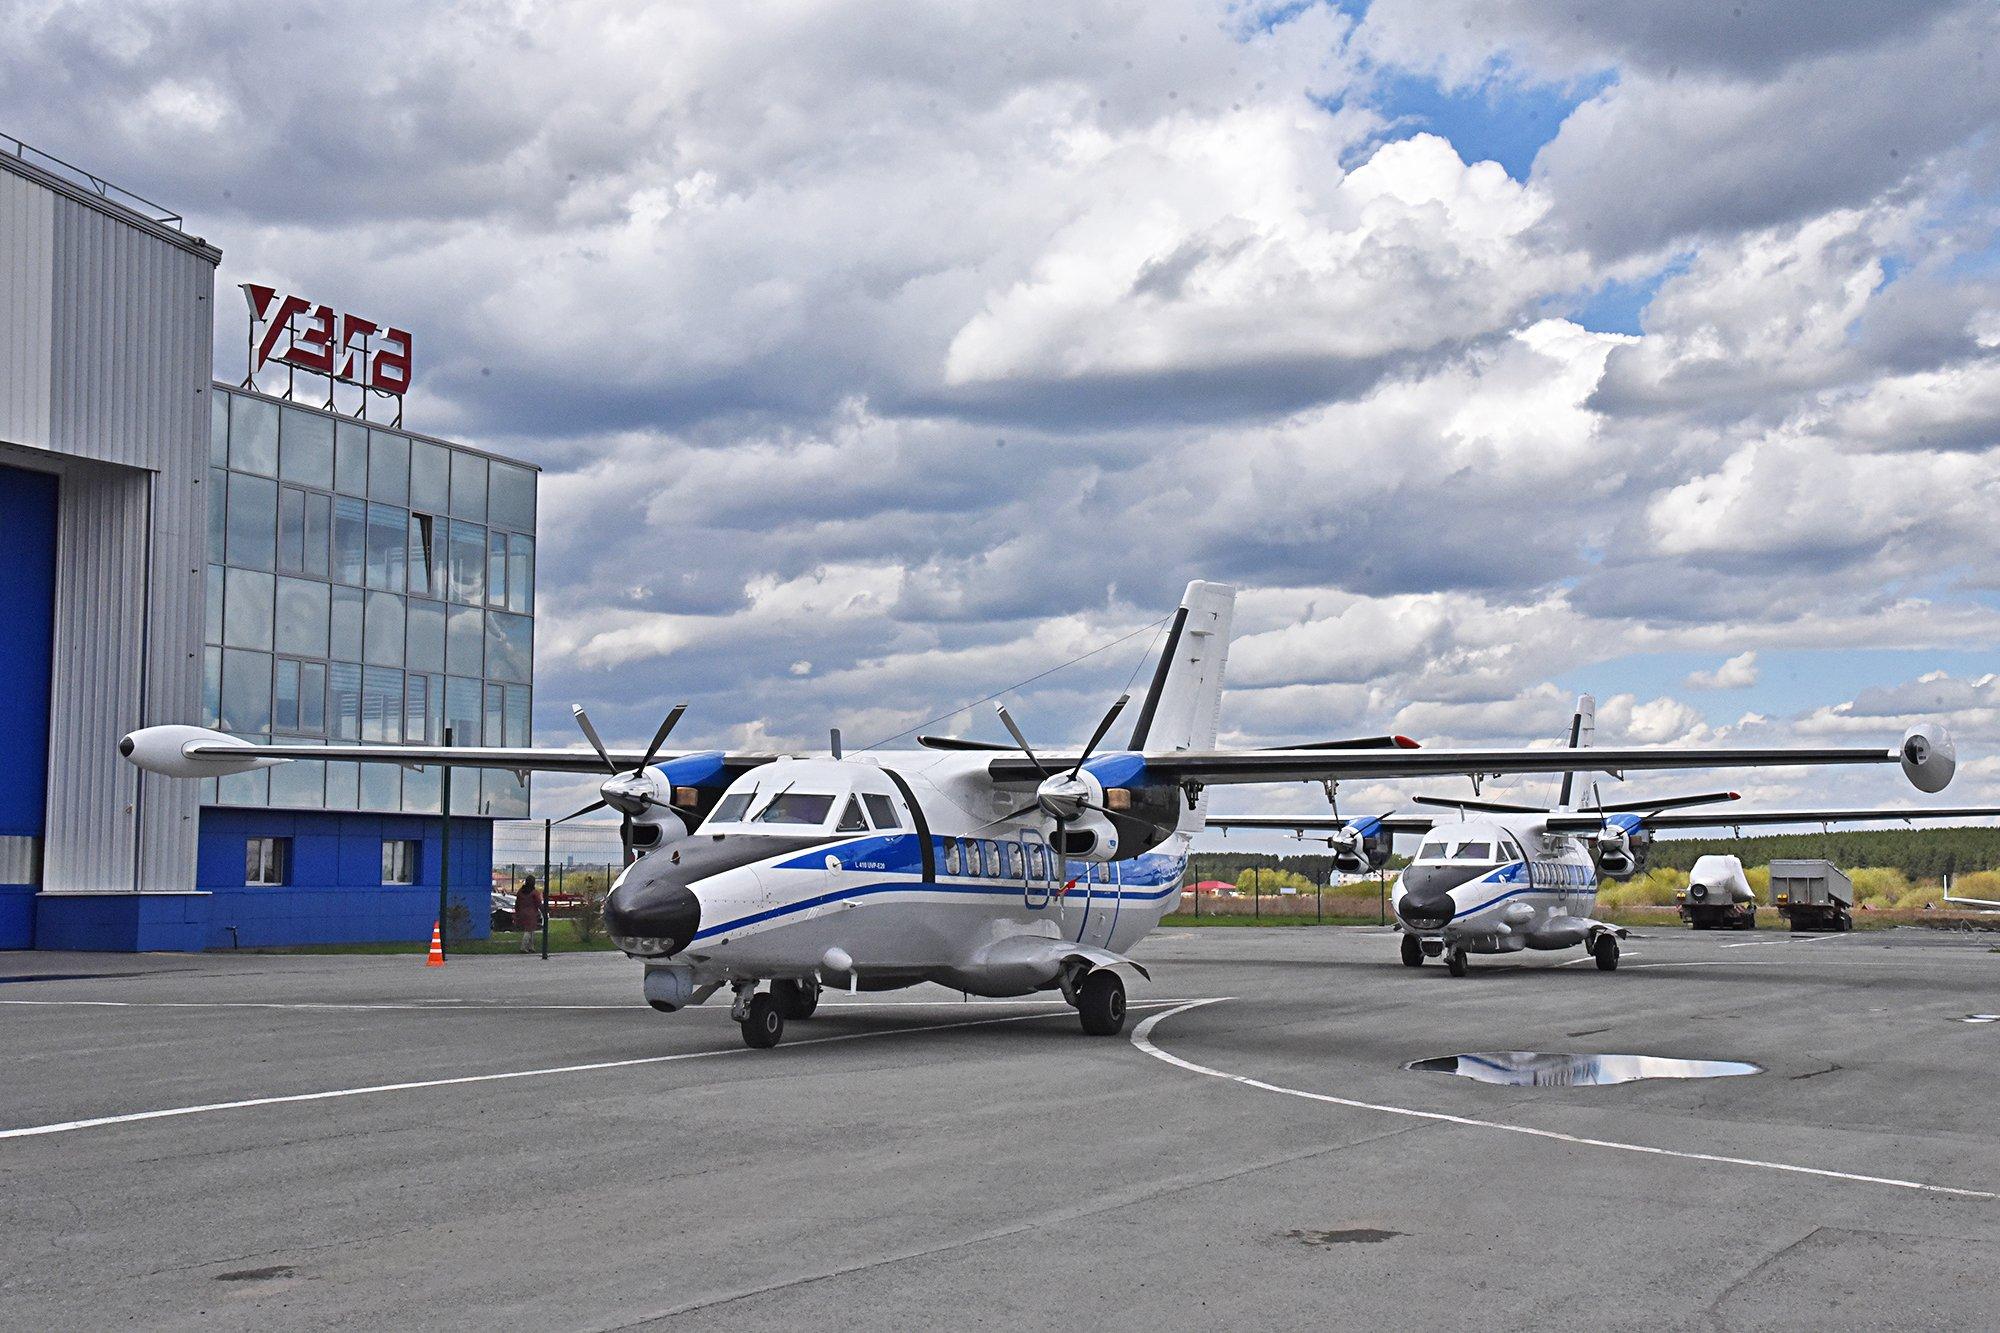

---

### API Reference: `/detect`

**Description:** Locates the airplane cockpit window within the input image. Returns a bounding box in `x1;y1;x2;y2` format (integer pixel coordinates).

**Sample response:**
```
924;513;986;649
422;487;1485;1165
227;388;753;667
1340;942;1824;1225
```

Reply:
862;793;899;828
1418;840;1450;861
754;792;836;825
836;796;868;833
1452;842;1492;861
1498;833;1527;863
708;792;752;824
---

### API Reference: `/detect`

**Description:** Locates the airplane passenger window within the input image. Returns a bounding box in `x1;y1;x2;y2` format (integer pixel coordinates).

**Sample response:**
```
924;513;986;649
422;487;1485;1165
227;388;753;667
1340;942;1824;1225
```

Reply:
1000;842;1019;879
837;797;868;833
944;839;962;875
755;792;836;825
981;841;999;876
863;793;899;828
1027;844;1046;881
1453;842;1492;860
709;793;752;823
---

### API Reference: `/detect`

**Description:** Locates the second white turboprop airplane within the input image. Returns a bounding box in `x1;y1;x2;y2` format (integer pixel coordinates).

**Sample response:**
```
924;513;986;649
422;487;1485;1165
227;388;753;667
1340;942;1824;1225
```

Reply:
1211;696;1991;975
122;584;1961;1045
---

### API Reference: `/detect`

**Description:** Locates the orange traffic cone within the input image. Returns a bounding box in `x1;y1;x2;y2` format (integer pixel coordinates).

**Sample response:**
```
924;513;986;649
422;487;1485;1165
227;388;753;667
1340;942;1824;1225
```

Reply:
426;920;445;967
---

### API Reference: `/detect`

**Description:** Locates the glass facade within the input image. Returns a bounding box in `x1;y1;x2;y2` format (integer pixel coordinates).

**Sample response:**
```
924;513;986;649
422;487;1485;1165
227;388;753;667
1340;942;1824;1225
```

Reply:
202;387;538;817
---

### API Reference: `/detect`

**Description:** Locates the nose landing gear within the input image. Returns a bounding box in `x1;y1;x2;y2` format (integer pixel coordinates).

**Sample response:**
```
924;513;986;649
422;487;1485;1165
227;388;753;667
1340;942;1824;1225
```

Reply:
1400;933;1425;968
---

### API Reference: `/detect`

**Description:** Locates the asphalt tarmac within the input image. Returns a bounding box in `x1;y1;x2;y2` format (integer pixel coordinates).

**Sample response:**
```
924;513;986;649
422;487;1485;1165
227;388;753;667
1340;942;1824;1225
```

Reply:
2;925;1996;1330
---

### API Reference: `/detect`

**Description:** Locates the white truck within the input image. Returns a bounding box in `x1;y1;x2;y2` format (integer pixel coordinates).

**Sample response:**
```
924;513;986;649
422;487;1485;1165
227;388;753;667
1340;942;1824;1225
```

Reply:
1678;854;1756;930
1770;858;1854;932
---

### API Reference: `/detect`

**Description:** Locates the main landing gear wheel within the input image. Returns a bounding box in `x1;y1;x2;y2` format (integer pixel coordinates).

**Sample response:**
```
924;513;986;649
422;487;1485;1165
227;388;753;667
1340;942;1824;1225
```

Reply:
741;993;785;1048
1077;970;1126;1036
1593;934;1620;971
1400;934;1425;968
1445;948;1469;977
773;978;821;1020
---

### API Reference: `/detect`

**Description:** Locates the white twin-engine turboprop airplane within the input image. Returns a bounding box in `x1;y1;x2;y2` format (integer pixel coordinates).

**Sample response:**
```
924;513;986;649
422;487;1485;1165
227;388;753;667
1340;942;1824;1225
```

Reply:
1211;696;1988;976
123;583;1961;1047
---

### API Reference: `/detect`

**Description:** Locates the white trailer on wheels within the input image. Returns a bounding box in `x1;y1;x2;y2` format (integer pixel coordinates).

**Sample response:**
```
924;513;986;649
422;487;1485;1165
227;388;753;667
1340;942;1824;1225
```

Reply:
1679;854;1757;929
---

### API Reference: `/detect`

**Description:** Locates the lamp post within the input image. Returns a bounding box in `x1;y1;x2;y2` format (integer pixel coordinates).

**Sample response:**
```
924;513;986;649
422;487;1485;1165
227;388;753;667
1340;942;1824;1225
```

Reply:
438;725;453;959
540;817;552;960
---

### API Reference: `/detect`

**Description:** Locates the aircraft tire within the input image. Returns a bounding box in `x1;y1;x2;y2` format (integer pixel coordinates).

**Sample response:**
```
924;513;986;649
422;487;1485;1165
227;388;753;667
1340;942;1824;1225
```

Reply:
1445;949;1468;978
1077;970;1126;1036
1594;935;1620;971
741;993;785;1048
1400;934;1424;967
773;978;821;1019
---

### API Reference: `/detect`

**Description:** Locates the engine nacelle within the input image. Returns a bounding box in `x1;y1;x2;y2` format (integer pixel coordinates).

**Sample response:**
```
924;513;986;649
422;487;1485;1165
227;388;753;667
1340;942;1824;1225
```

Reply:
1328;825;1394;876
1053;807;1120;861
1686;854;1754;905
1593;826;1651;880
1900;722;1955;793
119;725;283;778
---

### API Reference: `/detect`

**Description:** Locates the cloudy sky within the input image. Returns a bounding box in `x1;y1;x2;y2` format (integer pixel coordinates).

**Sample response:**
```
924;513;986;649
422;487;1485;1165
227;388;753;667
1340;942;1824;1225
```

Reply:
9;0;1997;839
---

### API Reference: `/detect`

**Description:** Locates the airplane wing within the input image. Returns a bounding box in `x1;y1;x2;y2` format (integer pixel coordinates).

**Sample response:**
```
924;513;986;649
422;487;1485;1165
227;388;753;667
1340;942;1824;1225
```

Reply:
120;726;785;780
987;725;1957;793
1204;813;1436;836
1544;805;2000;834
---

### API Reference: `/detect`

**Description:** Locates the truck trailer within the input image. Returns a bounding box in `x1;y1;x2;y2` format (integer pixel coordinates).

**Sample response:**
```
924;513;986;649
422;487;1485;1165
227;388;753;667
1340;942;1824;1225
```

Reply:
1679;854;1757;929
1770;858;1853;932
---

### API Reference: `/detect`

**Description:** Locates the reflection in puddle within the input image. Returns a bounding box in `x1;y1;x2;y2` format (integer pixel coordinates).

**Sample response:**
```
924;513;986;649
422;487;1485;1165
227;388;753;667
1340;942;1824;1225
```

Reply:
1405;1051;1762;1086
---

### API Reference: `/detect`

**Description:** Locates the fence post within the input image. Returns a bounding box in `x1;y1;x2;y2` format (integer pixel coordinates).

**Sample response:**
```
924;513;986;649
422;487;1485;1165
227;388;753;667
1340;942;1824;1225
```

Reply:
1253;866;1260;919
1316;878;1322;924
541;819;551;960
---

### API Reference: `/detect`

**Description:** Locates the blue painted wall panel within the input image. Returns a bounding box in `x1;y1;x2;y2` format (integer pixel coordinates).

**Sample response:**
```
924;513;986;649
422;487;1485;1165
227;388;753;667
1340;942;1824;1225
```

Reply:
0;464;58;839
195;807;493;948
0;465;59;950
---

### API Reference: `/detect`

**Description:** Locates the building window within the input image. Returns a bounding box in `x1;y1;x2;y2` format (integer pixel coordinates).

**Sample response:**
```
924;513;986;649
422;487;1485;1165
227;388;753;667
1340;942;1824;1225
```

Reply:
246;836;289;886
382;839;420;885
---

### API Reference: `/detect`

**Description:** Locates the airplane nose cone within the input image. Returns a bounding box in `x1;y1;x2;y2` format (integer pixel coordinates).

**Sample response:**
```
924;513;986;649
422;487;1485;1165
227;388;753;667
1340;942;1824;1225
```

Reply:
603;873;701;958
1396;890;1455;929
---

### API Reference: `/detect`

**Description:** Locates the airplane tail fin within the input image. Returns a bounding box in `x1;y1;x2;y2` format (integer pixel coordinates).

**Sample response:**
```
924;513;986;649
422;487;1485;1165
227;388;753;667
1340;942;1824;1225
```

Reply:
1127;581;1234;753
1557;694;1596;812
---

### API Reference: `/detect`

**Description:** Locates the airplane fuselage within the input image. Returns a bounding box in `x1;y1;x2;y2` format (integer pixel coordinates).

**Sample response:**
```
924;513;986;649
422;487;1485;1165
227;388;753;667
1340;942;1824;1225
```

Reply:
605;752;1191;1003
1390;815;1606;957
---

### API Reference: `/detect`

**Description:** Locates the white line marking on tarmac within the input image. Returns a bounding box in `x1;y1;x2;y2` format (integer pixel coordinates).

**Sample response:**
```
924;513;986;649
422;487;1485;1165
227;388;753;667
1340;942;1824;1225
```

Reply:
0;996;1209;1014
1129;1000;1995;1201
1721;934;1843;949
0;1000;1192;1143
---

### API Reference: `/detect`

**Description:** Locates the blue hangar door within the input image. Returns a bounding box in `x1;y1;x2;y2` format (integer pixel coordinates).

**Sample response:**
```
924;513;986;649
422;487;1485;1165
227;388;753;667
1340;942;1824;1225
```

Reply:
0;464;58;948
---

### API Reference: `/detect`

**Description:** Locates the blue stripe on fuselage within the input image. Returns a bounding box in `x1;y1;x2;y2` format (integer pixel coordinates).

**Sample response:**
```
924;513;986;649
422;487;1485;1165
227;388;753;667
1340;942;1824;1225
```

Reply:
695;843;1188;942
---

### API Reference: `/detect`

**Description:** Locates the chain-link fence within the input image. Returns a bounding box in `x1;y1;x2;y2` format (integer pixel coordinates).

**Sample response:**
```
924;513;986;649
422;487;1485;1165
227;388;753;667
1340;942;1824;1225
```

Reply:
1178;876;1392;923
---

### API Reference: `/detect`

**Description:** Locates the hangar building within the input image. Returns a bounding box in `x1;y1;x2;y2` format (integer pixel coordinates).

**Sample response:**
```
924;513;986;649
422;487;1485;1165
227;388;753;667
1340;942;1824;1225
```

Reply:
1;139;536;952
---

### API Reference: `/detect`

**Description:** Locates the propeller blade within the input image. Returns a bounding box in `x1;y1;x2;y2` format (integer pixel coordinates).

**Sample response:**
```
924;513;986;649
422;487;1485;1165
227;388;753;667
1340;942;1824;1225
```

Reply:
993;703;1052;778
638;703;688;772
1068;694;1130;778
553;797;608;825
996;797;1044;824
571;704;617;774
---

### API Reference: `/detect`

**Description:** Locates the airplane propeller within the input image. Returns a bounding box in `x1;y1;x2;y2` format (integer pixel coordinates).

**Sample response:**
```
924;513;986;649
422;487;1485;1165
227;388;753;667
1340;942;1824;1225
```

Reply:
991;693;1135;855
553;703;689;863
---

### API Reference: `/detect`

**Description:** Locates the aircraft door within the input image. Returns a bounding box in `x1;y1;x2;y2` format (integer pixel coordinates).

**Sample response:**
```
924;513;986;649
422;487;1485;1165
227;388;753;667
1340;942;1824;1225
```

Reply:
1060;857;1091;942
1065;862;1119;947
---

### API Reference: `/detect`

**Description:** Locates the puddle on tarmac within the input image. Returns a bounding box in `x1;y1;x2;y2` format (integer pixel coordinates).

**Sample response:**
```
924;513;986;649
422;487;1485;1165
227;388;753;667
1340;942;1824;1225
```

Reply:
1405;1051;1762;1086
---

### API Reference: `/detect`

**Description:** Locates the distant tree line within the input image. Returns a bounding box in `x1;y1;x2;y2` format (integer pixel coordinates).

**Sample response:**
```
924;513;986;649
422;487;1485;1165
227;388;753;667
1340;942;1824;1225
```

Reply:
1649;826;2000;879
